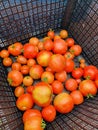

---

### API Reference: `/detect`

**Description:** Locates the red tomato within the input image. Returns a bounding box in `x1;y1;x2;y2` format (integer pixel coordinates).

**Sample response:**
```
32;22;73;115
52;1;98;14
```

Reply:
23;109;42;123
24;116;45;130
55;70;67;82
11;62;21;71
32;82;53;107
8;42;23;56
79;79;97;97
23;43;38;58
53;39;67;54
0;49;9;58
16;93;34;111
43;39;54;51
37;50;52;67
41;71;54;84
52;80;64;94
29;64;44;79
65;78;78;91
14;86;24;97
64;59;75;73
26;86;34;94
7;70;23;87
83;65;98;80
3;57;12;67
70;44;82;56
66;38;74;47
41;105;56;122
64;51;74;60
72;67;83;79
70;90;84;105
20;65;30;75
53;92;74;114
48;54;66;72
47;29;55;39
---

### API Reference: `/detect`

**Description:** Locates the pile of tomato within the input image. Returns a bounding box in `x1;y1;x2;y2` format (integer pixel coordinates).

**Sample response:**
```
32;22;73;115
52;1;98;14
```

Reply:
0;29;98;130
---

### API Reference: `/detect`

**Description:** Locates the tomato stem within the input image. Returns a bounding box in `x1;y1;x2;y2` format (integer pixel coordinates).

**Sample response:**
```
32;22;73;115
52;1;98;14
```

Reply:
41;119;46;129
87;94;94;99
7;78;12;85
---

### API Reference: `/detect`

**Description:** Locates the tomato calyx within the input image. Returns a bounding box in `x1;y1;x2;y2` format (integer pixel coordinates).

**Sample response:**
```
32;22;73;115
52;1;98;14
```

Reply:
41;119;46;129
85;76;91;80
7;78;13;85
87;94;94;99
42;77;48;83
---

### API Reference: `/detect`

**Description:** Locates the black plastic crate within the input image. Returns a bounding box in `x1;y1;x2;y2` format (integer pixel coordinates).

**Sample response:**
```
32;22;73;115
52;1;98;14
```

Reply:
0;0;98;130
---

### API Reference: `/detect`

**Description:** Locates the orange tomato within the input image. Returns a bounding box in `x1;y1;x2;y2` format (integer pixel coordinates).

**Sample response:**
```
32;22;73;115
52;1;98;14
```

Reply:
14;86;24;97
23;76;33;87
3;57;12;67
59;30;68;39
11;62;21;71
0;49;9;58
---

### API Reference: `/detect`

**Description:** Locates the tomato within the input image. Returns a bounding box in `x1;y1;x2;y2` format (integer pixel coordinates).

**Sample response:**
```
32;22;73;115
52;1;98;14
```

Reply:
41;71;54;84
38;41;44;51
3;57;12;67
72;67;83;79
66;38;74;47
65;78;78;91
80;62;86;69
95;72;98;87
26;86;34;94
14;86;24;97
83;65;98;80
37;50;52;67
20;65;30;75
47;29;55;39
23;109;42;123
64;59;75;73
53;92;74;114
11;62;21;71
8;42;23;56
29;37;39;46
64;51;74;60
54;35;61;41
53;39;67;54
48;54;66;72
29;64;44;79
79;58;85;63
16;93;34;111
23;76;33;87
17;55;27;64
24;116;46;130
23;43;38;59
59;30;68;39
79;79;97;97
76;78;81;84
41;105;56;122
7;70;23;87
0;49;9;58
70;90;84;105
43;36;51;42
45;67;54;74
55;70;67;82
43;39;54;51
70;44;82;56
52;80;64;94
27;58;36;67
32;82;53;107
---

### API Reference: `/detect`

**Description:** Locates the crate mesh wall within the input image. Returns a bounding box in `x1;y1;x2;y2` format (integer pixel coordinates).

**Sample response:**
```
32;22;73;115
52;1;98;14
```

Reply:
0;0;98;130
68;0;98;67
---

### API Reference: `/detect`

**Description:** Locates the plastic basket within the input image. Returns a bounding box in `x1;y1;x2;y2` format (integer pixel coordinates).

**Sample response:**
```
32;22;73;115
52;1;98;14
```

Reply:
0;0;98;130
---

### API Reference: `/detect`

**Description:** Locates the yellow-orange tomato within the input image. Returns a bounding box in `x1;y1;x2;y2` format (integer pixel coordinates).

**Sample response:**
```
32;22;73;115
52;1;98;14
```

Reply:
23;76;33;87
59;30;68;39
29;37;39;46
27;58;36;67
